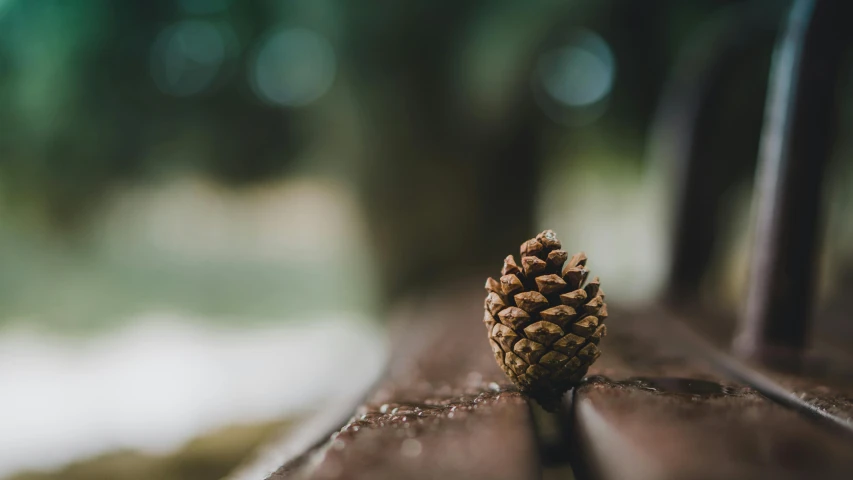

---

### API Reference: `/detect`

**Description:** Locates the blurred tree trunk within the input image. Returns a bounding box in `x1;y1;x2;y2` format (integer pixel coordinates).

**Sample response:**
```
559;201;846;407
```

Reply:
341;2;546;300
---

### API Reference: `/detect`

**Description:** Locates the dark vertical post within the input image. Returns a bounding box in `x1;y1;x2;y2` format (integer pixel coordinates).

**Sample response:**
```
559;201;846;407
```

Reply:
653;5;776;303
735;0;850;361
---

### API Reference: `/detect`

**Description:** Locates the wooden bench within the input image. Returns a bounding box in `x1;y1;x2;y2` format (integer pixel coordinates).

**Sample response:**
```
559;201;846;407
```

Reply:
233;293;853;480
233;1;853;478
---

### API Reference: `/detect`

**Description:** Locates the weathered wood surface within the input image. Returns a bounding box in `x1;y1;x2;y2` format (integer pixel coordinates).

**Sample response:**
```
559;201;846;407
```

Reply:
226;384;382;480
245;288;853;480
272;283;539;480
671;306;853;429
572;308;853;480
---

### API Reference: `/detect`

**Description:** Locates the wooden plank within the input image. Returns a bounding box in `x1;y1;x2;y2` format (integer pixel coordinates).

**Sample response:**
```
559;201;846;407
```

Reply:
226;383;381;480
571;309;853;480
271;283;540;480
707;351;853;434
669;306;853;429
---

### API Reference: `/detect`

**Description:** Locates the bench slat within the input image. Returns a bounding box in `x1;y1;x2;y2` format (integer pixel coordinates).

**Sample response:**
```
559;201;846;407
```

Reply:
273;284;540;480
674;307;853;428
572;310;853;480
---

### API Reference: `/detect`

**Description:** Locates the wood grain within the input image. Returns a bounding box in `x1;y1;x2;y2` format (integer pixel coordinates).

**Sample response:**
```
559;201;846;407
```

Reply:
572;309;853;480
669;305;853;430
272;283;540;480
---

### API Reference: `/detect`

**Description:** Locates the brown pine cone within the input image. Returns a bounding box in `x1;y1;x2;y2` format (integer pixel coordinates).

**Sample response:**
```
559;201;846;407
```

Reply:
484;230;608;409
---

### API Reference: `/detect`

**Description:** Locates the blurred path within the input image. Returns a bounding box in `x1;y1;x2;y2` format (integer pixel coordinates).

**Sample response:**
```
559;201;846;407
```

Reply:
0;313;386;477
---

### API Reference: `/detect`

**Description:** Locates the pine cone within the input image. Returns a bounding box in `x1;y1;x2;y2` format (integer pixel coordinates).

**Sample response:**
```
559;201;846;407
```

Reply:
484;230;608;409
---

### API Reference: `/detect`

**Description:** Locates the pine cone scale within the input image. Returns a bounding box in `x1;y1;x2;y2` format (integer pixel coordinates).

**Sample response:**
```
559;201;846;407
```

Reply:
497;307;531;330
572;316;599;336
560;289;587;307
513;338;547;363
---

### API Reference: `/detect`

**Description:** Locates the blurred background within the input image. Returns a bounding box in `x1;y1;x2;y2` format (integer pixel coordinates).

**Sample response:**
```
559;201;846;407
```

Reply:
2;0;853;478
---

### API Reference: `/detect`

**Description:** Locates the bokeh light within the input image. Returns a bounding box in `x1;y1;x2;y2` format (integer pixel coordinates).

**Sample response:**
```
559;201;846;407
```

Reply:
150;20;230;97
249;27;336;107
534;29;616;125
